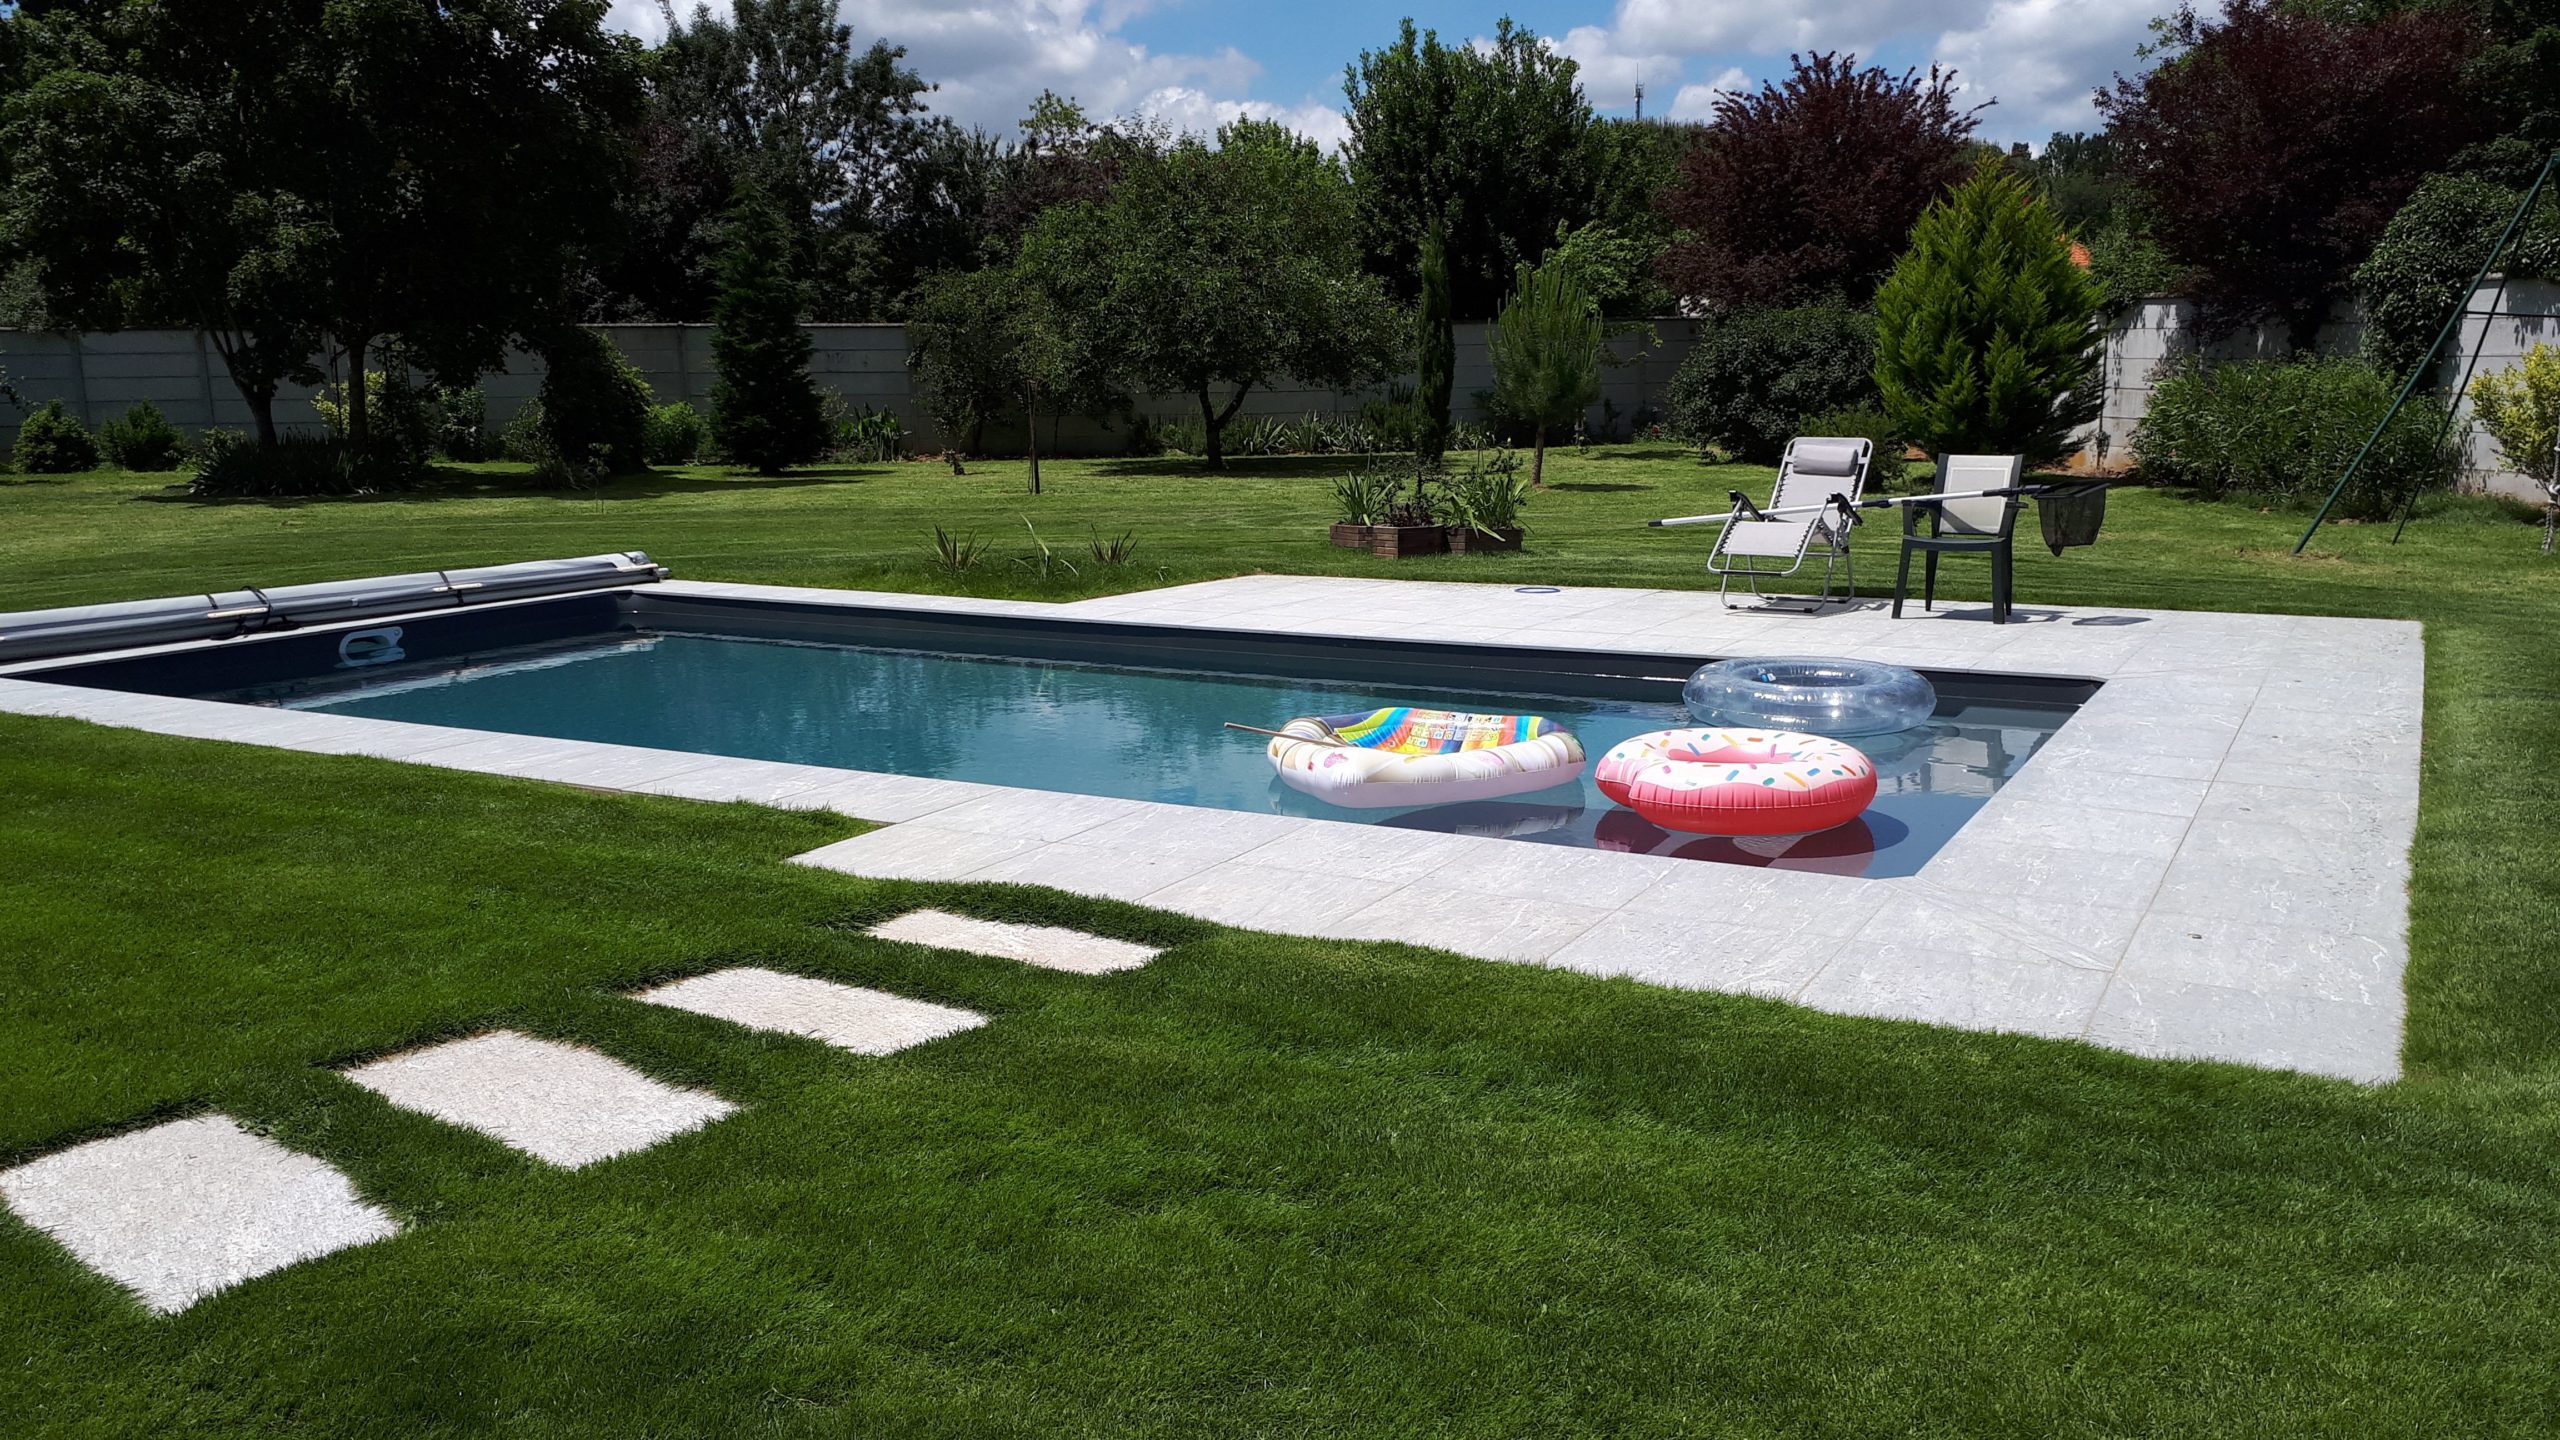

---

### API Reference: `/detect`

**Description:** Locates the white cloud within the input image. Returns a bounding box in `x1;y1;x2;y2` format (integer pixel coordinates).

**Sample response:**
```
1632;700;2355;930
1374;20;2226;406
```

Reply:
1557;0;2157;142
1668;67;1754;122
1931;0;2160;139
602;0;1347;149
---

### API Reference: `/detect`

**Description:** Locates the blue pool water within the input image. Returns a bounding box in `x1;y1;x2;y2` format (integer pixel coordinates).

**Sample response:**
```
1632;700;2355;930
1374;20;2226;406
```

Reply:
265;630;2069;877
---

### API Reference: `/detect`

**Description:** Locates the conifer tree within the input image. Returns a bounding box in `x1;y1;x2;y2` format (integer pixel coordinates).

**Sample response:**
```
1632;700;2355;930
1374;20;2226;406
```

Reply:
1873;162;2105;464
1415;220;1456;463
710;199;829;473
1487;255;1602;487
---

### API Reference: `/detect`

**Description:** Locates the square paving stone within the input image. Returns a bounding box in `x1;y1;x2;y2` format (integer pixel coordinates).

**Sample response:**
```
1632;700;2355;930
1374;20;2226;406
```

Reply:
0;1114;400;1314
342;1031;734;1169
866;908;1161;974
634;967;987;1054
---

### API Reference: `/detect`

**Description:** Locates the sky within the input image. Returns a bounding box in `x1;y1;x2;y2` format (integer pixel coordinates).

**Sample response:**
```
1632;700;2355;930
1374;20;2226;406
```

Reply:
604;1;2169;151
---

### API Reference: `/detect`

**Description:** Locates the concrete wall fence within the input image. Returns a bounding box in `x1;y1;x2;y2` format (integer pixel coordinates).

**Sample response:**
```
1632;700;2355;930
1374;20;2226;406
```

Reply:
6;279;2555;491
0;320;1704;459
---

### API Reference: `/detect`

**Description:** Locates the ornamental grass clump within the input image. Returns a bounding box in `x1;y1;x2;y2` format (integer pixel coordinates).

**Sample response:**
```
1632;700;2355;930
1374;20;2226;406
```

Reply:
1873;162;2106;465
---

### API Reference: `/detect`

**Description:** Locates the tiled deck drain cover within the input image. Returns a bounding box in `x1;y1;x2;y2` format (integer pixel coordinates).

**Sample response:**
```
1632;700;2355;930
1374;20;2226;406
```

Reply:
342;1031;734;1169
0;1115;400;1314
865;909;1161;974
635;967;986;1053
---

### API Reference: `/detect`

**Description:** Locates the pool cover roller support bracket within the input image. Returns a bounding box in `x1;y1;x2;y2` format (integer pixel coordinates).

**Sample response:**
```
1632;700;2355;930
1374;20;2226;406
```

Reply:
0;552;669;663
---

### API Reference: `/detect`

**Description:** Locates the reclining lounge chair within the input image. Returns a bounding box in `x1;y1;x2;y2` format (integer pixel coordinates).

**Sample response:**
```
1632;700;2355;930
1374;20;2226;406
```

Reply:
1705;437;1873;611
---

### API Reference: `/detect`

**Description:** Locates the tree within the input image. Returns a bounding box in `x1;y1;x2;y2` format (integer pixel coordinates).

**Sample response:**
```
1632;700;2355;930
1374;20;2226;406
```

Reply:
1343;19;1599;318
2030;132;2130;236
1414;221;1455;464
653;0;932;318
710;199;829;473
0;0;642;454
2467;342;2560;550
1088;119;1403;468
1488;257;1603;488
1872;163;2106;465
1656;54;1982;310
2095;0;2487;350
904;212;1119;491
2354;172;2560;380
905;264;1012;468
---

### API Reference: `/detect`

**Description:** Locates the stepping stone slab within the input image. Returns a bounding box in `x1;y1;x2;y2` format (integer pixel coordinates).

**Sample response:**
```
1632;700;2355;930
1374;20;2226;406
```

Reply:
866;908;1161;975
342;1031;734;1169
0;1115;399;1315
634;967;987;1054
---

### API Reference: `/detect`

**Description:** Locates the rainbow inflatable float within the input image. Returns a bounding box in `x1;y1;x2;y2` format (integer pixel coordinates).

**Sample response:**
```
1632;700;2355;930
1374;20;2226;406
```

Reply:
1267;707;1585;808
1594;727;1876;836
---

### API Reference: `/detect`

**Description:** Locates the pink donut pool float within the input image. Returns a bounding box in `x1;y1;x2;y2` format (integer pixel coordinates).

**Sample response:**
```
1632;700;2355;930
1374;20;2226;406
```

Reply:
1594;727;1877;836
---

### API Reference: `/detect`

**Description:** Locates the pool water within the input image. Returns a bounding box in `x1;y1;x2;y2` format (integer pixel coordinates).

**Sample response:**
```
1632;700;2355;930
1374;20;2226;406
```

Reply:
266;630;2069;878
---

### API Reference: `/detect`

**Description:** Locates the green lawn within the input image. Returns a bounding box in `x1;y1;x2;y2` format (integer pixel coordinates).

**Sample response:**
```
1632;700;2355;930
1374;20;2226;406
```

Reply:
4;450;2559;1436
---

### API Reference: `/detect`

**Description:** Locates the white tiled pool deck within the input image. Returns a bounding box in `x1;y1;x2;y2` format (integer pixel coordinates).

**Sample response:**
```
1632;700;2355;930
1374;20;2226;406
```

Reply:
0;575;2422;1082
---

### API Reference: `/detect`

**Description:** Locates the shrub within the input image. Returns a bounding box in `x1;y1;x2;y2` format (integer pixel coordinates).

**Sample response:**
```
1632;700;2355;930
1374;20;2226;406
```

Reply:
2355;174;2560;381
436;387;487;461
1360;384;1419;454
1666;303;1878;463
1799;406;1911;492
534;329;651;483
10;400;99;473
835;405;904;463
497;399;548;464
186;431;426;497
2132;356;2455;519
97;402;188;472
313;370;437;479
642;402;710;466
2467;343;2560;550
1873;162;2106;464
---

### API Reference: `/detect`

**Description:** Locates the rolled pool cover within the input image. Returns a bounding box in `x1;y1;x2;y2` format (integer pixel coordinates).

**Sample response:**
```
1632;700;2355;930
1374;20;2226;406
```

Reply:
0;552;667;663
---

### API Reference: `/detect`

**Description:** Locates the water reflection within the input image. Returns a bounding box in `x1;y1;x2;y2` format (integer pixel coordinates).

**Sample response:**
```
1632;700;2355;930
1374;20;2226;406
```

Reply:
257;630;2073;878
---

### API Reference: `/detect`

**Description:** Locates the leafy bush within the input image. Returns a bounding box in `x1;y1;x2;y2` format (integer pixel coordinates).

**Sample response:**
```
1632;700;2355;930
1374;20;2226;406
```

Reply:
642;402;710;466
835;405;904;463
1332;466;1398;524
1439;449;1532;535
1360;384;1419;454
2132;356;2455;519
2468;343;2560;551
1666;303;1878;463
534;329;651;484
2355;173;2560;381
1154;416;1207;456
313;370;438;478
186;431;425;498
97;402;188;472
10;400;99;473
1799;406;1911;492
498;400;548;464
1874;163;2105;464
437;387;487;461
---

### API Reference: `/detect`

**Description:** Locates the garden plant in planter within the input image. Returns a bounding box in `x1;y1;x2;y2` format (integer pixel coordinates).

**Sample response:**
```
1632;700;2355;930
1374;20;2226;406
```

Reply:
1441;450;1531;552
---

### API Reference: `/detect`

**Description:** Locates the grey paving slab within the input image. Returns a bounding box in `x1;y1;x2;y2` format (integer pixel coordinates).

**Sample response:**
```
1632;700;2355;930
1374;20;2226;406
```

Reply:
1227;825;1484;887
1068;807;1316;866
793;825;1047;881
0;1115;399;1314
634;966;987;1053
1798;942;2112;1040
775;772;1001;823
1543;912;1842;998
2084;973;2401;1083
1330;884;1617;964
342;1031;735;1168
2119;911;2399;1006
963;840;1224;903
866;908;1162;973
1137;861;1391;935
922;791;1149;842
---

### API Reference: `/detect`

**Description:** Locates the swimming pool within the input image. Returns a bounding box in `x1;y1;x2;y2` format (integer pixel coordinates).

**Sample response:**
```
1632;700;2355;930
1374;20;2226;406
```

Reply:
58;588;2085;879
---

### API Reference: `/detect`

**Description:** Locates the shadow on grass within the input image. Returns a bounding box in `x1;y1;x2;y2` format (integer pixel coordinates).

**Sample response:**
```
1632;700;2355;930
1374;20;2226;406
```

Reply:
131;462;894;509
1083;454;1350;480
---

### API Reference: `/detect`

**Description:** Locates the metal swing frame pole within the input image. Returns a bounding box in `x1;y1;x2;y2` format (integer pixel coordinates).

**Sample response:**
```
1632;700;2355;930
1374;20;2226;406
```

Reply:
2295;152;2559;554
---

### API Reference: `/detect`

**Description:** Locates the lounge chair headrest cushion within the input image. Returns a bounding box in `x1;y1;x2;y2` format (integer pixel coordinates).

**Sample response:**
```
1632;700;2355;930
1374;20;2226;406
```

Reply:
1790;439;1866;478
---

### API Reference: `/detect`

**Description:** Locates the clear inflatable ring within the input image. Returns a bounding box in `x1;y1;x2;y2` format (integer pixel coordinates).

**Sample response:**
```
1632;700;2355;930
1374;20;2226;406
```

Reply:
1682;656;1936;737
